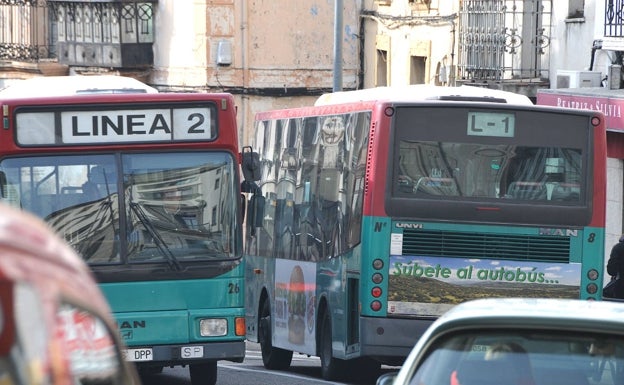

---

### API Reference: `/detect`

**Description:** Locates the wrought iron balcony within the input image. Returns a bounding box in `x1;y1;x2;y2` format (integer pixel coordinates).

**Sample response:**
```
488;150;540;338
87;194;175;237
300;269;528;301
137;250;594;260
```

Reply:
605;0;624;37
0;0;52;62
0;0;156;68
457;0;551;84
48;0;156;68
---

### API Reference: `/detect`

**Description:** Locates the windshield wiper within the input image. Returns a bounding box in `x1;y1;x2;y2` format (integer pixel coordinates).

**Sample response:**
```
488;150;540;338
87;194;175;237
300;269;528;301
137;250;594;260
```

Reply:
129;202;182;271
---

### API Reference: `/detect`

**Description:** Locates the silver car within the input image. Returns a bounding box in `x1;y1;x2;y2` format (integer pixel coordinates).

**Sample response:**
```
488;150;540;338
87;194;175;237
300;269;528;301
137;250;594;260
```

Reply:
377;298;624;385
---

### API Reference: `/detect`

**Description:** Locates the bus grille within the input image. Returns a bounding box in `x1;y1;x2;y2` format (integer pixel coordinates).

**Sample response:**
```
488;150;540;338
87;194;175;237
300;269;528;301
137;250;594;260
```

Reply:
401;230;571;263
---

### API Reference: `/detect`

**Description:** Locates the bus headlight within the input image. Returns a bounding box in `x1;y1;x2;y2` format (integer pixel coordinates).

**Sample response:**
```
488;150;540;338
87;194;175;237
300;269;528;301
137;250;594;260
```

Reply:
199;319;227;337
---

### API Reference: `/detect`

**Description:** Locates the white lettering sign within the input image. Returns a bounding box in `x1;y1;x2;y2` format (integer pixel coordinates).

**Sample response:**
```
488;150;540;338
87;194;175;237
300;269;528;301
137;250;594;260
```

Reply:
16;107;215;145
61;108;213;143
555;97;623;119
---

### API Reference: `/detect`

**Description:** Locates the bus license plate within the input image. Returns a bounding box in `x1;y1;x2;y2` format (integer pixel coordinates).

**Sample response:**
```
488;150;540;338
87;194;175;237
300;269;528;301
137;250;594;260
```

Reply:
181;346;204;359
123;348;153;361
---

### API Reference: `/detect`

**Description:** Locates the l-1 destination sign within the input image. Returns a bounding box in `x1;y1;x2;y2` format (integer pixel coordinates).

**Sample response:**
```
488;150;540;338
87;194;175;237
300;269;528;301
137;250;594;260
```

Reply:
466;111;515;137
16;106;216;145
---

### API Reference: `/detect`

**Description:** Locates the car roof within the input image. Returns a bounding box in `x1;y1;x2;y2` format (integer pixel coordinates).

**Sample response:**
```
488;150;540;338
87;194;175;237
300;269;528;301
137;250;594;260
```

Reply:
392;298;624;385
428;298;624;336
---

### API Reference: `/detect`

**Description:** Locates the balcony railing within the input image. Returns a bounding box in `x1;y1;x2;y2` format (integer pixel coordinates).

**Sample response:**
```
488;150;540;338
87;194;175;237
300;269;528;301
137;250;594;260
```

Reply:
0;0;54;61
457;0;551;83
49;1;155;68
0;0;155;68
605;0;624;37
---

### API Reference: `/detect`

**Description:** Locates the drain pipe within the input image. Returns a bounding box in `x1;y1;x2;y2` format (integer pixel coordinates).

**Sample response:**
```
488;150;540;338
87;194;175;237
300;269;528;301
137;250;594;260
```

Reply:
333;0;343;92
590;39;602;71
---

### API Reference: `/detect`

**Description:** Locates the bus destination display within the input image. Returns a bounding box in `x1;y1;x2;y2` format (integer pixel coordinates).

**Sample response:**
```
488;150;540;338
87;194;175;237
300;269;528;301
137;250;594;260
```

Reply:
467;111;515;138
15;106;215;145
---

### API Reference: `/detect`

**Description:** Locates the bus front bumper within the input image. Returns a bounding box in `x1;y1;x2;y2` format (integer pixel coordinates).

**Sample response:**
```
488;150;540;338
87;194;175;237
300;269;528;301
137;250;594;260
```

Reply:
123;340;245;366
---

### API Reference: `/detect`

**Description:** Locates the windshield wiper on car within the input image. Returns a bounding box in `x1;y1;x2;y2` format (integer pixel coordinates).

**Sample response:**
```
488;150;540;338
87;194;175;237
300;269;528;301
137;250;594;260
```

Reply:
129;201;182;271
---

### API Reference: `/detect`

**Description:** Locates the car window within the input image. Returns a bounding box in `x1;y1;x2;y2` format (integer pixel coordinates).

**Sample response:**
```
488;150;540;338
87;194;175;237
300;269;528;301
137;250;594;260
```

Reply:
0;281;48;385
409;331;624;385
1;290;130;385
55;302;128;385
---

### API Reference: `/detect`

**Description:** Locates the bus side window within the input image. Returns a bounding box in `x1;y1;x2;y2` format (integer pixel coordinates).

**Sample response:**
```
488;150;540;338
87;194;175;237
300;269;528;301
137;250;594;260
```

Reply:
0;171;20;208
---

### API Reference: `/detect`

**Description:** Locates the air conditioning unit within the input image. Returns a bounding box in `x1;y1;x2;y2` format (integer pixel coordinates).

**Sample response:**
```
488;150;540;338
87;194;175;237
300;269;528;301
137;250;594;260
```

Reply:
556;70;602;88
608;64;622;89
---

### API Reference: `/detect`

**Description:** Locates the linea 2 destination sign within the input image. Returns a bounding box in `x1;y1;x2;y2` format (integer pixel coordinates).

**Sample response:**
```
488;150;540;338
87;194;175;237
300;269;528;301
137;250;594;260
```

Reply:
15;106;216;145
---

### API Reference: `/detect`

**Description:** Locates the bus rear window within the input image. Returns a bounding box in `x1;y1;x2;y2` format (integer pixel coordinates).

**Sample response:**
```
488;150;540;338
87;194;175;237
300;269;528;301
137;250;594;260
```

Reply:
395;141;582;202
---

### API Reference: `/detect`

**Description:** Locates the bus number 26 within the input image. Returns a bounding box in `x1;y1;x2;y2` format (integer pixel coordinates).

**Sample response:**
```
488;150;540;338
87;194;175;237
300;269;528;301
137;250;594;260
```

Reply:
228;283;240;294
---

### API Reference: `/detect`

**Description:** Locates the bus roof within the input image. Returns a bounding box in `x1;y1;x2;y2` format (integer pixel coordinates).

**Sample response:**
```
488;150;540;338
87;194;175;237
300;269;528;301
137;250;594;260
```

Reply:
314;85;534;106
0;75;158;97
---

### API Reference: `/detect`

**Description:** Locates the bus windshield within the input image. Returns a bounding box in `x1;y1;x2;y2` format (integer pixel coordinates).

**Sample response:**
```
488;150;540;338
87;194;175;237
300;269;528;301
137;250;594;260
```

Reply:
396;141;582;202
0;151;238;264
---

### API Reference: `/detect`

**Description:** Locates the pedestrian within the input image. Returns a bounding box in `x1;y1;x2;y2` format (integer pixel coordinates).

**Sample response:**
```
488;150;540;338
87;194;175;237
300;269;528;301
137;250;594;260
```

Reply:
605;234;624;298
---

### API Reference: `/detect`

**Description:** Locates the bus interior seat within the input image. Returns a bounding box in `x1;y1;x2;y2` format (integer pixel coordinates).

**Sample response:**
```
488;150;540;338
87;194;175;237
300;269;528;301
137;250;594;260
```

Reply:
59;186;91;207
550;183;580;201
81;181;100;200
414;177;459;196
36;194;58;218
507;181;547;200
84;166;116;199
88;166;113;184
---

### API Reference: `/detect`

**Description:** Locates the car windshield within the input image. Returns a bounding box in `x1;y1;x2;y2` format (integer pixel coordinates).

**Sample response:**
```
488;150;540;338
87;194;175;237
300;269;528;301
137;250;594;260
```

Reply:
409;331;624;385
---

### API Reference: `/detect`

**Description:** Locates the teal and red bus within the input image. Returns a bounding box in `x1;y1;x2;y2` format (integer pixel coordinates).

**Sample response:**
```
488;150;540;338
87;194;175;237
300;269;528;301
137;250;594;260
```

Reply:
242;85;607;381
0;83;245;385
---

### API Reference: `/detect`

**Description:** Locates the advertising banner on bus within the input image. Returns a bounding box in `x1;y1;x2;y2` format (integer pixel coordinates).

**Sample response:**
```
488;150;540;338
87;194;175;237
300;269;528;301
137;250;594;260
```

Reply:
274;260;317;352
388;255;581;317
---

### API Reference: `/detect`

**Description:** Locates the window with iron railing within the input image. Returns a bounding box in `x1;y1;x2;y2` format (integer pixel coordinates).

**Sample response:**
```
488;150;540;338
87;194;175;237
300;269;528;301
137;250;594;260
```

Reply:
49;1;155;68
0;0;54;61
0;0;155;68
457;0;551;83
605;0;624;37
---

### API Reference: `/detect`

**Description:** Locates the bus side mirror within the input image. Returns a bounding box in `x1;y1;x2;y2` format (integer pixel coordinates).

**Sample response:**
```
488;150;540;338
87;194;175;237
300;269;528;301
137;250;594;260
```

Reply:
246;194;265;235
241;146;261;182
0;171;6;198
240;194;246;223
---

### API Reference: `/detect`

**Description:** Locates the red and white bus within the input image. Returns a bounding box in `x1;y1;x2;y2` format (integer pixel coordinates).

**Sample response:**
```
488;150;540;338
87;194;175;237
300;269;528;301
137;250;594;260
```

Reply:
0;83;245;385
242;85;607;381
